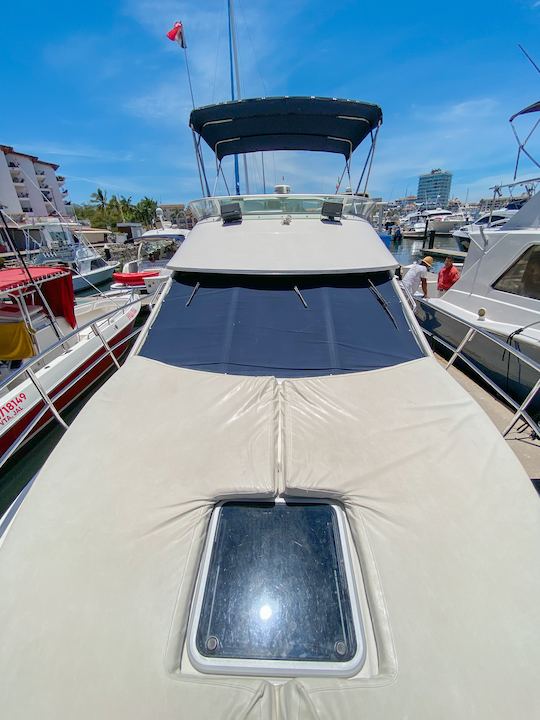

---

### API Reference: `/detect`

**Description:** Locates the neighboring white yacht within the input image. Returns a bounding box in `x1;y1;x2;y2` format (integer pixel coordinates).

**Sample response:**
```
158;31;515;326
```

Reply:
1;97;538;720
417;191;540;414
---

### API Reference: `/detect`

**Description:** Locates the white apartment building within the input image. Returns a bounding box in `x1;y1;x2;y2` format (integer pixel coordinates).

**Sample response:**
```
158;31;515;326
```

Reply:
0;144;71;219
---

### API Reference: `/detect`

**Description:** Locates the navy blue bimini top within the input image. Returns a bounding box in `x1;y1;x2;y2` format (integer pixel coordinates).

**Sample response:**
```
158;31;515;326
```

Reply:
139;271;424;378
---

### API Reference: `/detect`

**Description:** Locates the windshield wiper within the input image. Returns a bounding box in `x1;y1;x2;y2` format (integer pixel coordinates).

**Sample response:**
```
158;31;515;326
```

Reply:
185;281;200;307
368;279;398;329
293;285;308;308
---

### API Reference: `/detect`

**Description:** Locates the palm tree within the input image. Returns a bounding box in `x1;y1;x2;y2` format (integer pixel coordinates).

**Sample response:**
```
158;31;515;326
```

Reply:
134;197;158;227
108;195;121;218
90;188;108;211
119;196;134;221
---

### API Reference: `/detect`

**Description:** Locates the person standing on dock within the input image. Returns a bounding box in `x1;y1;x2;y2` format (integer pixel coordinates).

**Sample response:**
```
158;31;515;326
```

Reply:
437;256;460;295
402;256;433;299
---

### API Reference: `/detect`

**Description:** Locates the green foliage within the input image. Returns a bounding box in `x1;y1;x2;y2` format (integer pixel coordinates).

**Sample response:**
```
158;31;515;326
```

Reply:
74;189;159;230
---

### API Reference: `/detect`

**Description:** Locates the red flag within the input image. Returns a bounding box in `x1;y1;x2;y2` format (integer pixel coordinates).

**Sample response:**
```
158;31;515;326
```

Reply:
166;21;187;49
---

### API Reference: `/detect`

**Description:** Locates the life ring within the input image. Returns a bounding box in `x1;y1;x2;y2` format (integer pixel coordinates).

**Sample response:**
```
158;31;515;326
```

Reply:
112;271;160;286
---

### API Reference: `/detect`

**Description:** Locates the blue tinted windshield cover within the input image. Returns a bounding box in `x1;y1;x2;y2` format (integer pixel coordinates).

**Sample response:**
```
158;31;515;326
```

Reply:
140;271;423;377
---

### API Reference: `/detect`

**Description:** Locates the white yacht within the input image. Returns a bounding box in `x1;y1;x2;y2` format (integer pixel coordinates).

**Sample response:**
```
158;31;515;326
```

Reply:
417;192;540;415
402;207;465;236
9;220;117;291
1;97;539;719
453;207;519;251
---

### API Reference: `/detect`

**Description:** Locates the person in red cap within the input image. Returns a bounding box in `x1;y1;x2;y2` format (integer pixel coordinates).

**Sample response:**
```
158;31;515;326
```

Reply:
437;257;460;295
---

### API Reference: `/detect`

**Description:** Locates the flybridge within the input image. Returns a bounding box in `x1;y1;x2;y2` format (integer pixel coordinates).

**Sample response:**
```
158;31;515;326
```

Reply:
188;96;383;197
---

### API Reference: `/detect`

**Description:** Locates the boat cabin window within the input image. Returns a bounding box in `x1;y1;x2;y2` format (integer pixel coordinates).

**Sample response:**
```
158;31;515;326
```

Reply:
140;271;424;377
188;500;364;677
476;214;507;226
493;245;540;301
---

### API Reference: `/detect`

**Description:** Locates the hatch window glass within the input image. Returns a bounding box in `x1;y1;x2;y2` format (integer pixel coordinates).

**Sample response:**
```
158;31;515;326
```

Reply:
188;500;364;676
493;245;540;300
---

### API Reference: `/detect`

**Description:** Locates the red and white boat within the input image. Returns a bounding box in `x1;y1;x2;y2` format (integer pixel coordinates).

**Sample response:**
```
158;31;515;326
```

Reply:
0;266;141;461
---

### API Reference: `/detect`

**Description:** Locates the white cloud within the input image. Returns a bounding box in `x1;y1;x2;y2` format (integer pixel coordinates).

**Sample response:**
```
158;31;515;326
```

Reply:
10;142;134;163
123;80;193;122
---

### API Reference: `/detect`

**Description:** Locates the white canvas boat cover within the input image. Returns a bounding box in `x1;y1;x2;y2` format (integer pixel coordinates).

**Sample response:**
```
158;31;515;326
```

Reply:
0;355;539;719
168;216;398;275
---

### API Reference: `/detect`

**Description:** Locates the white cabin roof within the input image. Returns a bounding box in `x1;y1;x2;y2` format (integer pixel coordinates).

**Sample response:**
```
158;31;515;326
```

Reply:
1;355;539;718
168;214;397;275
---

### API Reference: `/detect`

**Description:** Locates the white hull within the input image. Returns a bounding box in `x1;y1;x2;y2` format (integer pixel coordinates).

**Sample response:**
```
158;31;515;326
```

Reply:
0;298;140;456
72;263;116;292
428;218;463;233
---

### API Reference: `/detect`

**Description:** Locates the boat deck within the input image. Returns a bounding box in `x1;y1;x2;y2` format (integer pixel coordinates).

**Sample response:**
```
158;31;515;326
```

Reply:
434;352;540;485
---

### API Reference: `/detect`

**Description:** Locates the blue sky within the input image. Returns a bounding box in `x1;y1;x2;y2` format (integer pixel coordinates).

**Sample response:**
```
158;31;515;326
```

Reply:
2;0;540;204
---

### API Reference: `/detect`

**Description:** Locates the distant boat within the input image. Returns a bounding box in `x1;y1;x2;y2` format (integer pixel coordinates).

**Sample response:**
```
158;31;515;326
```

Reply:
401;207;467;237
452;207;519;251
7;220;117;291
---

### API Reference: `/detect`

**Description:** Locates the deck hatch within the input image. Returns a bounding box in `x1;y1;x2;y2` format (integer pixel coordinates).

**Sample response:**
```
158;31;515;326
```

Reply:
188;499;365;677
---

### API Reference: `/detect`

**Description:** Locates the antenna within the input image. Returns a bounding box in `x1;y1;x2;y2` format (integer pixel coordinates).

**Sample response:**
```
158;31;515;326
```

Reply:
518;44;540;75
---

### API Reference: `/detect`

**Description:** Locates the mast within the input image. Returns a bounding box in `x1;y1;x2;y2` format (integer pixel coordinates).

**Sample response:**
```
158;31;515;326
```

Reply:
227;1;240;194
227;0;250;194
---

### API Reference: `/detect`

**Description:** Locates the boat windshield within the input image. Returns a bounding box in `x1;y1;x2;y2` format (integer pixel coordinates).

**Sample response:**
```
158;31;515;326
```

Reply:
189;194;377;222
46;226;74;246
140;271;424;377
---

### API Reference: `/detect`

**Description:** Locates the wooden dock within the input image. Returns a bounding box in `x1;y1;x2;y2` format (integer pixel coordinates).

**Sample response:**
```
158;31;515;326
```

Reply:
434;352;539;484
421;248;467;261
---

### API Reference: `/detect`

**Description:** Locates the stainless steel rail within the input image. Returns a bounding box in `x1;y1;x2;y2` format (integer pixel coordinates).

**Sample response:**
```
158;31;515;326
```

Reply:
0;295;144;470
418;299;540;438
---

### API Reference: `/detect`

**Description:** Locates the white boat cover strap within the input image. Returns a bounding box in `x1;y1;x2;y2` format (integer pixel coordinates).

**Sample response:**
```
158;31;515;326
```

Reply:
0;355;539;719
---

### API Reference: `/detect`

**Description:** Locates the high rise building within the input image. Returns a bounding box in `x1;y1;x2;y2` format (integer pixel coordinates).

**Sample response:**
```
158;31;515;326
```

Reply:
0;145;71;219
416;169;452;207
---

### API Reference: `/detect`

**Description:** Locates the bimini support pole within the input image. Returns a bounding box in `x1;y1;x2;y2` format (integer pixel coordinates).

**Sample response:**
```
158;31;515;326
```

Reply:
355;123;381;195
192;128;207;197
192;131;211;197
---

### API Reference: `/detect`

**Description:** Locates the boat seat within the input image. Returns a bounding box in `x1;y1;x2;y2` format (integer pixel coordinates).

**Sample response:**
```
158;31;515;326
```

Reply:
0;302;46;324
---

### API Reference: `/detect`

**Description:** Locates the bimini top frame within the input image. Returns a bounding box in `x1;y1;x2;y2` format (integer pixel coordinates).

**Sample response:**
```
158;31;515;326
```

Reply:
189;96;383;197
510;100;540;179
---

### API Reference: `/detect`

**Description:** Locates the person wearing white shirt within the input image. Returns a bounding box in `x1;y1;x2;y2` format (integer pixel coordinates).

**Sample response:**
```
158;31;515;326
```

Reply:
401;256;433;298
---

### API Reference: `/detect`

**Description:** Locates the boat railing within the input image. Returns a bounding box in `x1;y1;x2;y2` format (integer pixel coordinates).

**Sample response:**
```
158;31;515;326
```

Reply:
418;298;540;438
188;193;378;222
0;289;161;472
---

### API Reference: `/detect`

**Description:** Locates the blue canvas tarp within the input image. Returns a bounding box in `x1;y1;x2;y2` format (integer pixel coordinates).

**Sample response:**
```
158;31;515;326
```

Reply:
140;272;423;377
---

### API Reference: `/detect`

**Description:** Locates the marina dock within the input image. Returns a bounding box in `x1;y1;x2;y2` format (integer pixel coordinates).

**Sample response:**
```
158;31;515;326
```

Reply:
438;354;539;484
421;247;467;261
